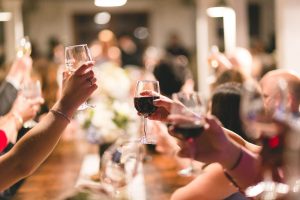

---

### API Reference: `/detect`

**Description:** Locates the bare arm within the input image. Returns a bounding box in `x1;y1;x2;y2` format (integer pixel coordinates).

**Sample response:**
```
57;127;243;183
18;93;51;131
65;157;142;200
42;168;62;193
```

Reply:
0;63;97;191
171;163;238;200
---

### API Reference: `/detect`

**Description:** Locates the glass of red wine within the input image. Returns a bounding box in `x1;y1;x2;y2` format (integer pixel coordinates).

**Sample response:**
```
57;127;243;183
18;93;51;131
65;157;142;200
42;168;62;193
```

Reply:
240;80;290;199
134;80;160;144
170;91;206;176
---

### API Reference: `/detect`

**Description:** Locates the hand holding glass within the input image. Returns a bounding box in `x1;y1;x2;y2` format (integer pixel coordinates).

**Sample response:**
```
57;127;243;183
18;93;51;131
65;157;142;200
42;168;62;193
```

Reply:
21;80;42;128
65;44;94;110
170;92;206;176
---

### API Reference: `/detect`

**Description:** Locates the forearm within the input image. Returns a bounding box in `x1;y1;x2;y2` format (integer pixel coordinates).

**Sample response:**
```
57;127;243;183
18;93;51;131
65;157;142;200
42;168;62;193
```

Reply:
0;101;75;191
221;143;262;189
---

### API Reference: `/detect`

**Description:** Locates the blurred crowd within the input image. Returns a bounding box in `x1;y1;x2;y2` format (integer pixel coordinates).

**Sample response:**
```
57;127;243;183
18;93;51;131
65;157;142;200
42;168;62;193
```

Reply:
1;27;293;200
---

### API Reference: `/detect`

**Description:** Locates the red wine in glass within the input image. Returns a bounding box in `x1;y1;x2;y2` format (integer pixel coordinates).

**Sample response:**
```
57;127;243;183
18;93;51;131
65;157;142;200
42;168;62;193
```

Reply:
134;96;160;116
173;124;204;139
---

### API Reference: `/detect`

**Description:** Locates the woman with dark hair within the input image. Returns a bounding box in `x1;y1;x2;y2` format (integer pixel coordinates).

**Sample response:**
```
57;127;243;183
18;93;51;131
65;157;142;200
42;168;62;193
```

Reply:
211;82;250;141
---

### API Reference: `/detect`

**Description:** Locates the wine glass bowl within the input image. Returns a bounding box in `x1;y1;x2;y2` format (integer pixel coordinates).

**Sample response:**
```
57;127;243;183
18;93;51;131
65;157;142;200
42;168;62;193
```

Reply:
16;36;32;58
170;91;206;176
21;80;42;128
65;44;94;110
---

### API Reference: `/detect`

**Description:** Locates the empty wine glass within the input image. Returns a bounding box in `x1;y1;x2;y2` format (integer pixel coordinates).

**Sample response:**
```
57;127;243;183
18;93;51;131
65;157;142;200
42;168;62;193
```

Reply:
65;44;94;110
134;80;160;144
21;80;42;128
100;137;144;198
170;91;206;177
16;36;32;58
240;80;290;199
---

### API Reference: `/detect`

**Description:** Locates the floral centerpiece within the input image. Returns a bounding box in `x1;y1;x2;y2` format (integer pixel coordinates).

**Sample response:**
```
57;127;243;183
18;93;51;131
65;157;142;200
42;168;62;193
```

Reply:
76;61;140;146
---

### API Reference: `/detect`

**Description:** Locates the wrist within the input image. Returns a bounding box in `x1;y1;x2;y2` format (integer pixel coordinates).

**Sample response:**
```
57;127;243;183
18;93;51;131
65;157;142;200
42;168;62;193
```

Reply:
52;100;76;120
219;142;242;170
11;112;23;129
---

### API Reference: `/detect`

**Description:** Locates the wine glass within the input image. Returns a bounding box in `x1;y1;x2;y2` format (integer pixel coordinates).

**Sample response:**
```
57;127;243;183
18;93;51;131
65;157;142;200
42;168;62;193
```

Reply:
100;137;144;198
21;80;42;128
16;36;32;58
170;91;206;177
134;80;160;144
65;44;94;110
240;80;290;199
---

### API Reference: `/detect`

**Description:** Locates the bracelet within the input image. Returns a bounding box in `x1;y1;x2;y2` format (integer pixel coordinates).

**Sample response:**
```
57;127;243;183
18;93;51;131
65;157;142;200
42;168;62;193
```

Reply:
229;148;243;171
50;109;71;123
12;112;23;127
223;170;241;190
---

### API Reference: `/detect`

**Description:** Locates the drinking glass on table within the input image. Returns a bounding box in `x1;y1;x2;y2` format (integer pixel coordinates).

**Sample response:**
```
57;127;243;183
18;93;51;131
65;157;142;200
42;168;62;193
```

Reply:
134;80;160;144
21;80;42;128
169;91;206;177
100;137;144;197
65;44;94;110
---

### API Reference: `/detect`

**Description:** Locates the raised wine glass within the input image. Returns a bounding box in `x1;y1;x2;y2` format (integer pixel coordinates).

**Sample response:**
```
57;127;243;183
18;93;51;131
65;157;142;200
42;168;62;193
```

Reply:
240;80;290;199
21;80;42;128
134;80;160;144
65;44;94;110
170;91;206;177
16;36;32;58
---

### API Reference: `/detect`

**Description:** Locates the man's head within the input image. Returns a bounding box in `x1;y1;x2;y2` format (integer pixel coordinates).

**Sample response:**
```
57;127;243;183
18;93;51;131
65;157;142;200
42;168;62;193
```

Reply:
259;69;300;114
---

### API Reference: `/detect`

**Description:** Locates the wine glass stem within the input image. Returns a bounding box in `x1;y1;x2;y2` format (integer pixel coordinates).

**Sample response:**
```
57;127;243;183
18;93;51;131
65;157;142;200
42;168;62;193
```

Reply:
188;138;196;174
143;116;147;141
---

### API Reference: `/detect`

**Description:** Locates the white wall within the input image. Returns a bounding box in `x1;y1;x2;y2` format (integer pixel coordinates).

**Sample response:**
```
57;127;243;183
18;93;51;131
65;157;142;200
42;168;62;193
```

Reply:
25;0;196;55
276;0;300;72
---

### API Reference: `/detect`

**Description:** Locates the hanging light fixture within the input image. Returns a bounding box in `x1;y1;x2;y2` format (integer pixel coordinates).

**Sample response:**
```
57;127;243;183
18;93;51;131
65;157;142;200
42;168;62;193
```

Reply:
94;0;127;7
206;0;231;18
206;0;236;54
0;12;11;21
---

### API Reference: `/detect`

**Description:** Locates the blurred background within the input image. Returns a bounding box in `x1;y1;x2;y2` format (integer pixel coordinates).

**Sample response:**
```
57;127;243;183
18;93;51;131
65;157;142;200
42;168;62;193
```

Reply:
0;0;299;94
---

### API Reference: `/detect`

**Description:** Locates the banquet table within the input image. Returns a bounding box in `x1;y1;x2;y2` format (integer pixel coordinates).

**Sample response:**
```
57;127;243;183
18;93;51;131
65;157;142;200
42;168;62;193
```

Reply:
12;138;192;200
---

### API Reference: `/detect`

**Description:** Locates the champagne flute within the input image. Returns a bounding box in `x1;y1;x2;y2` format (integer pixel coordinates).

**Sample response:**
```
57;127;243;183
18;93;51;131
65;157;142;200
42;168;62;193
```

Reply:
16;36;32;58
170;91;206;176
22;80;42;128
240;80;290;199
65;44;94;110
134;80;160;144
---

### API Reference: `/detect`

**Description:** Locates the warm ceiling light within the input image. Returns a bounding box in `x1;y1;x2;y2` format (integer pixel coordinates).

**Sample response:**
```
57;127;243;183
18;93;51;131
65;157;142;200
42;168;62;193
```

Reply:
0;12;12;21
94;12;111;25
94;0;127;7
206;7;229;18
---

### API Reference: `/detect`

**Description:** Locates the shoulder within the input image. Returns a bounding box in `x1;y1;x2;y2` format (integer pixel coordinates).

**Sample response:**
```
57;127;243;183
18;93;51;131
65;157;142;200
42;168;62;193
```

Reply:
171;163;238;200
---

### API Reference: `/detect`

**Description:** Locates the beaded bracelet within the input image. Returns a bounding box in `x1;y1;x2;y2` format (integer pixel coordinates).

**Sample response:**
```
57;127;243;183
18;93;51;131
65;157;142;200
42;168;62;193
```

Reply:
50;109;71;123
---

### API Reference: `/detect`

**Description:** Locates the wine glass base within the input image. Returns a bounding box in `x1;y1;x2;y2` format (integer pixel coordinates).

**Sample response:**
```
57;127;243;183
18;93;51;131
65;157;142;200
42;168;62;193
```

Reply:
140;137;156;145
23;120;38;128
177;166;194;177
245;181;289;199
78;103;95;111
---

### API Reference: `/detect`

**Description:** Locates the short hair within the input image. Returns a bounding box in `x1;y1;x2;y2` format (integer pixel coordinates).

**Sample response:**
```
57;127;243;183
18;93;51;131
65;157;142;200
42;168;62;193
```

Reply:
153;55;191;98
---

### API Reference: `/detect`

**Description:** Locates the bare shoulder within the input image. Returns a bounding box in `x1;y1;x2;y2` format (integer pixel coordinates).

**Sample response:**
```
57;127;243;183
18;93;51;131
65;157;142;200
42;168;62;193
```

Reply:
171;163;238;200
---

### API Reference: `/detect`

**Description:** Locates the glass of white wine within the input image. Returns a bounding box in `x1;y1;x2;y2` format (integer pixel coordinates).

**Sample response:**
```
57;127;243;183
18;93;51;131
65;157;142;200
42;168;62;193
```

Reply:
65;44;94;110
16;36;32;58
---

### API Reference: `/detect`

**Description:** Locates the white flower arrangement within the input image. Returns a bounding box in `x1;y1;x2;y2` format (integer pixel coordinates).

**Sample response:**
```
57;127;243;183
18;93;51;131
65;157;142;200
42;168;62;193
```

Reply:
77;61;140;144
